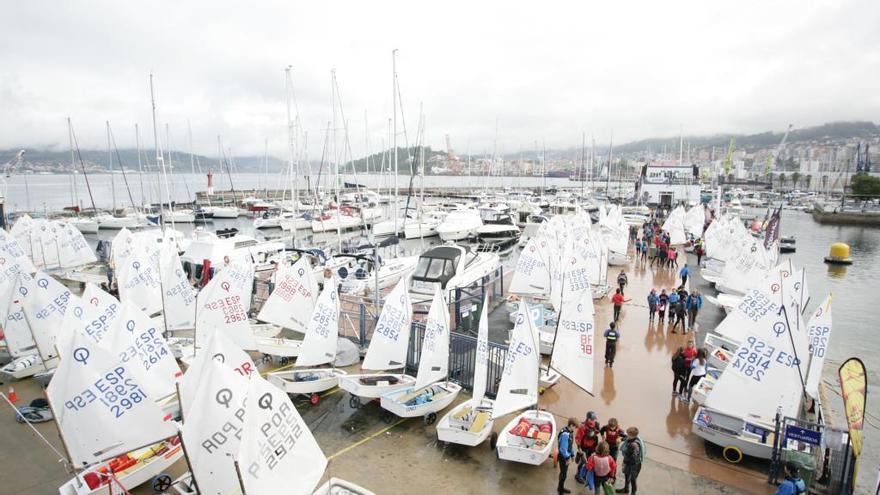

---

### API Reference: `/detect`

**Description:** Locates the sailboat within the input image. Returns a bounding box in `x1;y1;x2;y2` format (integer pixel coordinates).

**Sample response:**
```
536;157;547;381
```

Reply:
267;279;348;404
493;304;556;465
379;285;461;423
337;279;417;407
253;256;315;356
436;293;495;446
50;331;182;495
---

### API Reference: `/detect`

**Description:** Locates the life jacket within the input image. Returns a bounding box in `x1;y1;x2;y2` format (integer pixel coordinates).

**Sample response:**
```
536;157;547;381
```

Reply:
603;426;622;445
605;330;619;342
591;454;612;477
577;421;599;449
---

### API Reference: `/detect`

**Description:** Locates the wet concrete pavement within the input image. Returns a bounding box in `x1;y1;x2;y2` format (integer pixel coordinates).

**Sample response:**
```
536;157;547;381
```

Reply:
0;247;779;494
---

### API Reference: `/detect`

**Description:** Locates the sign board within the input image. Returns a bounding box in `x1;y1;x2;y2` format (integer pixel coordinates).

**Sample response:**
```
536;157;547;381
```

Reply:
785;424;822;446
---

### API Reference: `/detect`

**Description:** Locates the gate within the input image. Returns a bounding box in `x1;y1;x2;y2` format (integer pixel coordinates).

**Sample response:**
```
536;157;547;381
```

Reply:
771;415;854;494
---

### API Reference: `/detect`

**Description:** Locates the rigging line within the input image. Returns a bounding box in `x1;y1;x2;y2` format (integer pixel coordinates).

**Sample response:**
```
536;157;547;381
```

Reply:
69;120;98;213
108;124;137;209
0;392;69;468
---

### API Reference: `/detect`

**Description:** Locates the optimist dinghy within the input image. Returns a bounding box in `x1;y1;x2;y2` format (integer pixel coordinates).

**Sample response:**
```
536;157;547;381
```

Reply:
269;282;348;404
338;280;416;407
492;305;557;465
380;285;461;424
437;293;495;446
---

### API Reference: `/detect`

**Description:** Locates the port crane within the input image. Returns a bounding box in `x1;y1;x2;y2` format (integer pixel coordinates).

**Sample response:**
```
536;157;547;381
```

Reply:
764;124;794;176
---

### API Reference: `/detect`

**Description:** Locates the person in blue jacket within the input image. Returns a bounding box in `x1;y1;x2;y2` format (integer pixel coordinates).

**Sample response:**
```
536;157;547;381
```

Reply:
773;461;806;495
646;289;659;323
679;264;690;287
686;290;703;331
557;417;579;494
666;290;680;324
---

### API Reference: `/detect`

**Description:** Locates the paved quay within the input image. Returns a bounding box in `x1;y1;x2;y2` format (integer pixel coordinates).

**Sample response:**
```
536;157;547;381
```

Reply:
0;246;780;494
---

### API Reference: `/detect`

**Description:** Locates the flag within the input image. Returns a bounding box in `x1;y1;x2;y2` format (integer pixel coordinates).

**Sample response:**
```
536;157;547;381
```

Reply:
763;207;781;250
838;358;866;458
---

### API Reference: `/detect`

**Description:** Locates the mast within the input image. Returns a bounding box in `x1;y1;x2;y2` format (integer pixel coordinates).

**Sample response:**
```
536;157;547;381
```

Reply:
284;66;299;247
580;132;586;203
392;49;399;248
331;68;342;253
106;121;116;211
606;134;613;198
67;120;80;211
135;124;146;208
150;73;174;234
69;119;98;215
590;134;595;193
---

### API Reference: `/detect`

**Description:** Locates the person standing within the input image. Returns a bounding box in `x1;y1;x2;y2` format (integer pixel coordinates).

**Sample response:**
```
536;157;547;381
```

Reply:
657;289;669;323
671;300;687;334
557;418;579;494
646;289;658;323
611;289;631;322
575;412;601;484
616;270;628;295
671;347;688;395
587;442;617;495
634;239;642;262
600;418;625;459
687;290;702;331
666;290;680;324
679;264;690;287
694;238;705;266
603;323;621;368
685;349;708;403
617;427;645;494
640;241;648;261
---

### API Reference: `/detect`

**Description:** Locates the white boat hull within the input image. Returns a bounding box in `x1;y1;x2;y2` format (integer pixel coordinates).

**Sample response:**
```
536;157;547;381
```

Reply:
495;410;557;465
692;407;774;461
59;441;183;495
268;368;347;396
254;216;283;229
539;367;560;392
0;354;55;381
404;221;440;239
254;337;303;358
98;216;142;230
71;219;100;234
337;373;416;401
379;382;461;419
210;207;240;219
313;478;376;495
436;398;495;446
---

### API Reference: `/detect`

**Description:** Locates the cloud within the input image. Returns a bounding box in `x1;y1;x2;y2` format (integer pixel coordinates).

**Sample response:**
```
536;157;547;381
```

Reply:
1;0;878;158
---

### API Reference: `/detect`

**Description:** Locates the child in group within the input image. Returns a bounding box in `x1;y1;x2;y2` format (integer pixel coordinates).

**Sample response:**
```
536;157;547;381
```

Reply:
618;427;646;494
646;289;658;323
671;347;688;396
666;289;680;324
586;441;617;495
600;418;625;459
575;412;601;484
685;349;708;403
657;289;669;323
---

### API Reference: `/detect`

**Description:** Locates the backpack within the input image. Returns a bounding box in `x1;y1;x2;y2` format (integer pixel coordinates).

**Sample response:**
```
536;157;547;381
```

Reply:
622;439;641;464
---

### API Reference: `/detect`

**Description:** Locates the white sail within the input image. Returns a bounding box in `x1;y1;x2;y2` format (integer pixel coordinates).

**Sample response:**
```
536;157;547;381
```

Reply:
508;238;550;296
361;279;412;371
550;288;596;394
20;271;73;360
56;222;97;268
117;242;162;316
663;206;687;245
0;229;36;274
108;300;181;398
180;330;256;413
294;283;340;368
684;205;705;238
564;236;597;302
805;295;832;399
706;298;807;421
3;273;37;357
46;331;176;467
238;373;327;495
492;306;539;418
256;257;318;333
159;245;197;330
182;360;249;495
414;286;450;390
195;258;256;351
110;228;136;266
57;283;120;356
471;294;490;405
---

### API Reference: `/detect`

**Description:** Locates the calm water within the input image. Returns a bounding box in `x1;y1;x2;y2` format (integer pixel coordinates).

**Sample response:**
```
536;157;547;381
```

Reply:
4;174;878;489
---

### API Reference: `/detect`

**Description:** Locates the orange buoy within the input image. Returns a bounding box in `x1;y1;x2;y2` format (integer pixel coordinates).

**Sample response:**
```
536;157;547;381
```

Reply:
7;386;19;403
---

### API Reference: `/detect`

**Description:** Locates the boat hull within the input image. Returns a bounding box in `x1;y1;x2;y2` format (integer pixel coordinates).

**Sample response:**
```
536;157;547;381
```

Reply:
337;373;416;400
379;382;461;418
313;478;376;495
0;354;55;381
495;410;557;465
691;407;774;461
59;441;183;495
268;368;348;395
436;398;495;446
254;337;303;358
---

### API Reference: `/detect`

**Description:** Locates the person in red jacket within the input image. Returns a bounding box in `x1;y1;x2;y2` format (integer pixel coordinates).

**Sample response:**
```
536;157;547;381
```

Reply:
587;441;617;494
611;289;631;322
574;412;600;484
601;417;626;459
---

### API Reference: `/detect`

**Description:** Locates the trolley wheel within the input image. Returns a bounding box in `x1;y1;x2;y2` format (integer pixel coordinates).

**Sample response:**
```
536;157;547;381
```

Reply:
382;411;396;424
424;412;437;425
539;386;546;395
489;431;499;450
280;357;290;366
349;395;360;409
310;393;320;405
722;445;743;464
151;473;172;493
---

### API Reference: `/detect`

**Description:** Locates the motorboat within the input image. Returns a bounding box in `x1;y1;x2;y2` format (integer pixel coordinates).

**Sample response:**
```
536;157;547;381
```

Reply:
780;236;796;253
495;410;557;465
335;253;419;296
408;244;500;302
403;211;445;239
206;205;240;219
436;209;482;241
475;212;520;247
179;229;285;286
253;208;284;229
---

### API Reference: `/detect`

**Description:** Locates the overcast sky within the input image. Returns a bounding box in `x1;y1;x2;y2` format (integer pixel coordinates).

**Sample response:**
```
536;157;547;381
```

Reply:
2;0;879;158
